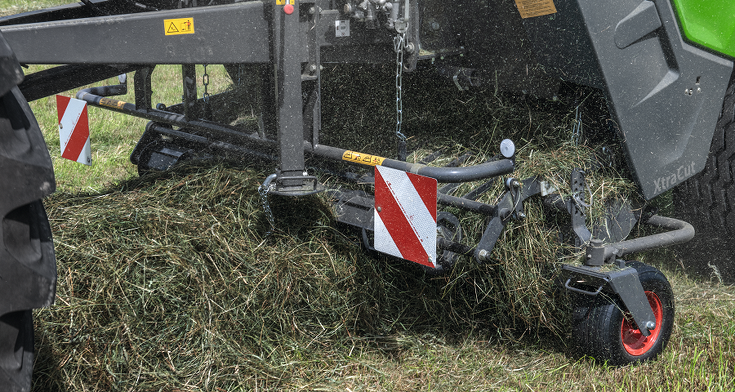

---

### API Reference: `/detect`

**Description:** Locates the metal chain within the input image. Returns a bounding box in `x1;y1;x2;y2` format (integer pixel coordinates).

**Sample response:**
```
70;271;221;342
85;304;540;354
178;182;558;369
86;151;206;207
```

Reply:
202;64;210;103
258;174;278;236
394;32;407;143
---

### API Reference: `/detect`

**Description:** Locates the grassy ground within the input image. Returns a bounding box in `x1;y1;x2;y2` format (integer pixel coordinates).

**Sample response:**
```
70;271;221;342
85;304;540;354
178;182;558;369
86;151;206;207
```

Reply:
0;0;69;15
5;1;735;391
28;64;231;193
37;164;735;391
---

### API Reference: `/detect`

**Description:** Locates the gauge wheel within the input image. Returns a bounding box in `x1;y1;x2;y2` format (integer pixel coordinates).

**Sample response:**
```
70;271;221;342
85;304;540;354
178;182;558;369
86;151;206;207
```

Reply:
571;261;674;365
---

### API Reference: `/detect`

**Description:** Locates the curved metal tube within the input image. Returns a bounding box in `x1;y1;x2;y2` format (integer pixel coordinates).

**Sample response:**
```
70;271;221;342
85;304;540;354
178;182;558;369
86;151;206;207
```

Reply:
605;214;694;260
309;143;514;183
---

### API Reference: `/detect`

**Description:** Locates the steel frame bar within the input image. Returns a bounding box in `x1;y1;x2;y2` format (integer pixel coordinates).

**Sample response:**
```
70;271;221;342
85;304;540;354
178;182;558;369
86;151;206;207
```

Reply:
0;2;272;64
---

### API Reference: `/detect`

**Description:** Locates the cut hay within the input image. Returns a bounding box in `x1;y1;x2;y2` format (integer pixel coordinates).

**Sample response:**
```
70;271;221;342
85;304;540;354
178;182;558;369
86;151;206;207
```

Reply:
35;66;643;390
38;163;560;390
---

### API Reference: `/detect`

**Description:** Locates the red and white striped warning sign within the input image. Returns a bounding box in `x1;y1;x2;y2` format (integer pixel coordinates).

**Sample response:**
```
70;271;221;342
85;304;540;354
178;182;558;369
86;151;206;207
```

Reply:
374;165;437;268
56;95;91;165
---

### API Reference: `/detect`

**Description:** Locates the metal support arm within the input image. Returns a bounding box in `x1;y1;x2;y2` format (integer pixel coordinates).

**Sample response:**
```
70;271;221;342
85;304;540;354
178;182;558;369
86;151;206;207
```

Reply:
0;2;271;64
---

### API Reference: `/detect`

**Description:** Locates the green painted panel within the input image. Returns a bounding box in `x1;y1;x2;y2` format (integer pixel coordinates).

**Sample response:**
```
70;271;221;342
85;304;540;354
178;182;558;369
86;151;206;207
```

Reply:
671;0;735;58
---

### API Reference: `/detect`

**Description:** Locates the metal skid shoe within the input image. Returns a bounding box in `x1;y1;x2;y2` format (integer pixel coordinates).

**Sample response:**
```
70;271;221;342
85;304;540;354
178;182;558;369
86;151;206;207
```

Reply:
556;170;693;365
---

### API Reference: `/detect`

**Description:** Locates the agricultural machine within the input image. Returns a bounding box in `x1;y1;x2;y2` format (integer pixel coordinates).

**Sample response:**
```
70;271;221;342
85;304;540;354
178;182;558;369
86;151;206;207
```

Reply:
1;0;734;389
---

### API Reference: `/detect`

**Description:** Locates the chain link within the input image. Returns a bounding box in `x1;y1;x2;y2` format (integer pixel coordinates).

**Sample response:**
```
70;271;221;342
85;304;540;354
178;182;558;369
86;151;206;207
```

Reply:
202;64;210;103
258;174;278;236
394;32;407;143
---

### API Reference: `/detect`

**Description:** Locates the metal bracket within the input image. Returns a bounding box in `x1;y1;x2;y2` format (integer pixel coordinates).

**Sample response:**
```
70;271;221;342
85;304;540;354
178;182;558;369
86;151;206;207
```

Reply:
474;177;542;262
563;264;656;336
270;175;324;196
569;168;592;248
134;66;155;110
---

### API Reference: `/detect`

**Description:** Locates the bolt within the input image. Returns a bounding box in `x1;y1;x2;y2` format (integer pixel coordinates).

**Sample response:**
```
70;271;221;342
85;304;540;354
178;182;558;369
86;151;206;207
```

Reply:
309;6;316;15
309;64;318;73
645;321;656;330
516;211;526;219
405;42;415;54
377;206;382;212
478;249;489;260
431;21;440;31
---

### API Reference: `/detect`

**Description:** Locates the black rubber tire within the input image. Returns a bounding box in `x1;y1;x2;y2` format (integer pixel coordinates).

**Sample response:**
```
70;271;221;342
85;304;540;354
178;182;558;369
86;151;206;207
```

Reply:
571;262;674;366
0;311;34;392
0;84;57;391
673;70;735;282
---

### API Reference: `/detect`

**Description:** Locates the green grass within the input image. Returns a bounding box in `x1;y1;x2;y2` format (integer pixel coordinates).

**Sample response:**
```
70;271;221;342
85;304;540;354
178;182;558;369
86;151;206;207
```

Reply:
5;1;735;391
29;64;231;192
0;0;70;15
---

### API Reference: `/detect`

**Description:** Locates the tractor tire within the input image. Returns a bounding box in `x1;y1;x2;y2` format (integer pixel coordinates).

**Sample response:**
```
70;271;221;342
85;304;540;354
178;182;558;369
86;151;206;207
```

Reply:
673;70;735;282
571;262;674;366
0;78;57;391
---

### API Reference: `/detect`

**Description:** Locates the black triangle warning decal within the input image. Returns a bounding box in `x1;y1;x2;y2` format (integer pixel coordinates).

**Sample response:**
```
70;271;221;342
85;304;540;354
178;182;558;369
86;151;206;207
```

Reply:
167;22;179;34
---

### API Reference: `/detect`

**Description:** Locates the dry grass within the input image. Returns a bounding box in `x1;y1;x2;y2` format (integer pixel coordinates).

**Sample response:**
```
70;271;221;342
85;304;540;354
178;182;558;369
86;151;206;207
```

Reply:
5;4;728;387
36;163;735;391
31;72;669;389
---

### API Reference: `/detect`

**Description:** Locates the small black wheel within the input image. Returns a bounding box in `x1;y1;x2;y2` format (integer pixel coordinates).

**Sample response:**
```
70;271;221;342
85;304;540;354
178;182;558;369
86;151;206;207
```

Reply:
571;262;674;365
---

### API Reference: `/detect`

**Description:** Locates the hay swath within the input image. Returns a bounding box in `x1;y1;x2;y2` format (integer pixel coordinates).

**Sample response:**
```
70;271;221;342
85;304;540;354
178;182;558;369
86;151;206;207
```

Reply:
1;0;734;388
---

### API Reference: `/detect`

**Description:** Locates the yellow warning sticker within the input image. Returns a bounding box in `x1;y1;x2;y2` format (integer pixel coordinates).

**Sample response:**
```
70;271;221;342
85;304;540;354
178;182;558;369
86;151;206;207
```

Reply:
164;18;195;36
342;150;386;166
99;98;126;109
276;0;294;5
514;0;557;19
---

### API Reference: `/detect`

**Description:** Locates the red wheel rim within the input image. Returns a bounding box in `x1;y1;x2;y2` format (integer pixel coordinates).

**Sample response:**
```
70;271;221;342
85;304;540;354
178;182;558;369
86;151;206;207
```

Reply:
621;291;663;356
